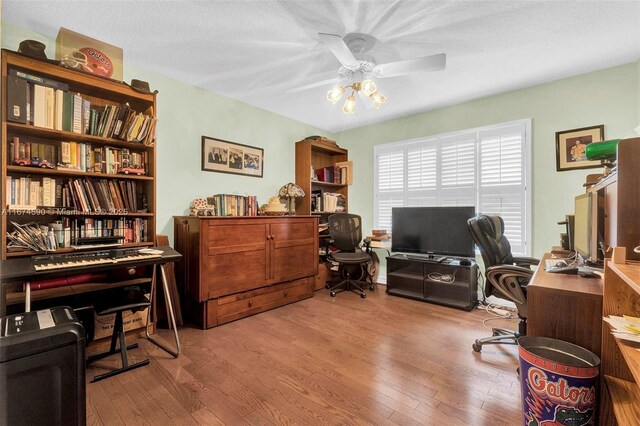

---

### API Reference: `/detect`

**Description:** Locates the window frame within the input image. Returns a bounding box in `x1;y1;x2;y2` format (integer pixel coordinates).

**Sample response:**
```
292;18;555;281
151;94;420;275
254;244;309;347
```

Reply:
373;118;532;255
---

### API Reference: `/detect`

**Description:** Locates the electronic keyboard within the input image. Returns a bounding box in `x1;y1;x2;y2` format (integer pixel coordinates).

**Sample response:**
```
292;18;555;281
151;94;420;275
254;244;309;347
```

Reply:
32;248;161;271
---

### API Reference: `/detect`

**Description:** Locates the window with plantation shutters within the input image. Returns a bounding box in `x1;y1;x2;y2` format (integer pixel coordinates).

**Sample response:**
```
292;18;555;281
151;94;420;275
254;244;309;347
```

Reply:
374;119;531;255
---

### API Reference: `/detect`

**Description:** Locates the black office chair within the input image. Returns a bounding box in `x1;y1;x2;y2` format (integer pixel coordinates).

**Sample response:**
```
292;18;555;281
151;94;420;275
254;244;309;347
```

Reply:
467;215;539;352
87;286;151;382
326;213;374;298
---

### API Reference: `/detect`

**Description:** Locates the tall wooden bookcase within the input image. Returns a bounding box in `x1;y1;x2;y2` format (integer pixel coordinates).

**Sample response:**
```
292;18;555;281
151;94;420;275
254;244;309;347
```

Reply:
599;250;640;425
1;50;157;260
294;138;349;215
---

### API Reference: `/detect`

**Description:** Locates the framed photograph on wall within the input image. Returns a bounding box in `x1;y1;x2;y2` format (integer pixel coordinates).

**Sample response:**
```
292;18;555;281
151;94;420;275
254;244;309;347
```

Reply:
555;125;604;171
201;136;263;177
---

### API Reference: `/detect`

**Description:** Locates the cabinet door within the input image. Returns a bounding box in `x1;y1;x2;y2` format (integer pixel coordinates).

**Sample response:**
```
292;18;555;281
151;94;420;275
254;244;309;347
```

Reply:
201;222;268;299
269;219;317;282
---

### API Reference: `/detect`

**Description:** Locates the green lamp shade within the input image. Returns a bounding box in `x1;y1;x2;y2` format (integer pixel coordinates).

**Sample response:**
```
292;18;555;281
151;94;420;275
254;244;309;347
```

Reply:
585;139;621;161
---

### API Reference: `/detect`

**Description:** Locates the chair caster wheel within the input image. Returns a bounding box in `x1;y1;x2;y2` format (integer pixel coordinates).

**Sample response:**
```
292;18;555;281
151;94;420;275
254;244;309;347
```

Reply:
472;341;482;352
330;291;336;297
360;292;366;299
325;283;331;289
368;285;375;291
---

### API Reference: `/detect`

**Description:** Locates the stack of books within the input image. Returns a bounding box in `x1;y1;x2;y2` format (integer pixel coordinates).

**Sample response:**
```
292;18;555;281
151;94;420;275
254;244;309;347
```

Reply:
603;315;640;343
313;161;352;185
206;194;258;216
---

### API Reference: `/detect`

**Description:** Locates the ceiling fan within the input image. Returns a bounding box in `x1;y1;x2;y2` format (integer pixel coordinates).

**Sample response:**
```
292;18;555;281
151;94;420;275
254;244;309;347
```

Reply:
293;32;446;113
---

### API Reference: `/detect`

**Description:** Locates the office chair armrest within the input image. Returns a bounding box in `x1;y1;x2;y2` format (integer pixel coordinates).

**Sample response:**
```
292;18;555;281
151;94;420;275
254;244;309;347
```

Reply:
512;256;540;268
486;265;533;307
486;264;534;278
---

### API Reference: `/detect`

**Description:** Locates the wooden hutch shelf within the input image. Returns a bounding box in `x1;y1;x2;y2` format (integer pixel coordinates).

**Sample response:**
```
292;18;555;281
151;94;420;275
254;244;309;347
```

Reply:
599;253;640;425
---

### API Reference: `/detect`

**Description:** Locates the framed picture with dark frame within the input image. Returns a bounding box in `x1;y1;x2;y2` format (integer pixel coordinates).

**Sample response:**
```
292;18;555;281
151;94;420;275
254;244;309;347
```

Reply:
555;125;604;171
201;136;264;178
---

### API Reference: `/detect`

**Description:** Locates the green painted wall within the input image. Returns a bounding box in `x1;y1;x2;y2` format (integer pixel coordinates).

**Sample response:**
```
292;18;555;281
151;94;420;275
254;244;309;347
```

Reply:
3;22;639;258
2;22;327;243
333;62;640;258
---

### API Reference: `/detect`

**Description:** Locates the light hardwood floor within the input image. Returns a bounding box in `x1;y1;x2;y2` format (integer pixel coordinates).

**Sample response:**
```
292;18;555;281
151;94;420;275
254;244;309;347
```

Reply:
87;289;523;425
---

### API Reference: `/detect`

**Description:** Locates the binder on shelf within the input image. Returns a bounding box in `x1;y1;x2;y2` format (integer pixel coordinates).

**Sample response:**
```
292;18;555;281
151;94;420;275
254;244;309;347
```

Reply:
6;76;29;124
32;84;47;128
9;68;69;91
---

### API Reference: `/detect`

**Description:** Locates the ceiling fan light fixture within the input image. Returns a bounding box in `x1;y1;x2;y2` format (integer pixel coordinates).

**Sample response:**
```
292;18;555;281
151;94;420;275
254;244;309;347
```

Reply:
326;86;345;104
361;79;377;96
343;94;356;113
370;91;386;105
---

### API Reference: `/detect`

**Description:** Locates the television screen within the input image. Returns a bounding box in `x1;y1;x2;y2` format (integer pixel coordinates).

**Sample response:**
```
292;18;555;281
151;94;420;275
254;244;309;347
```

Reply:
391;207;476;257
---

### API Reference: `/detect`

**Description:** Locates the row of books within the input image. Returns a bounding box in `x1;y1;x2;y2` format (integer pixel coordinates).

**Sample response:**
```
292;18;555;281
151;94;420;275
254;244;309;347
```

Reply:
311;190;346;213
313;161;352;185
7;68;157;144
7;176;144;213
7;217;148;252
9;137;147;174
60;217;149;247
206;194;259;217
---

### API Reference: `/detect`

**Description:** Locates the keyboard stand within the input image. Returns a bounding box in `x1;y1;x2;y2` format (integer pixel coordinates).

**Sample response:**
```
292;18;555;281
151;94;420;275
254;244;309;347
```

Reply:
144;264;181;358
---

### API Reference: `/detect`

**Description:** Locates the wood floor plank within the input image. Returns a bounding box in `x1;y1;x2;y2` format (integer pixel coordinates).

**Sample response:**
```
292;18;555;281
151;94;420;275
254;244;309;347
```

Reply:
86;290;521;425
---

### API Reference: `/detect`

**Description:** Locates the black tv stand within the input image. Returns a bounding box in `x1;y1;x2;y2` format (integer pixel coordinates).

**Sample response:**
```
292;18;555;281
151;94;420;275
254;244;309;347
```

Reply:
386;254;478;311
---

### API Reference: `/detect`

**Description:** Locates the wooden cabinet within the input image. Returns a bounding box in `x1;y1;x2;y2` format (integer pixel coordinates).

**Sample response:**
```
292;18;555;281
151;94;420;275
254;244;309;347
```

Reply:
294;138;349;215
589;137;640;261
599;250;640;425
174;216;318;329
1;49;157;259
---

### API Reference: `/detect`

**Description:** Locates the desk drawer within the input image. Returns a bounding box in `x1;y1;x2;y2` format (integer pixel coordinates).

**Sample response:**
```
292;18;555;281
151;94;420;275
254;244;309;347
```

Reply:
201;277;313;328
211;278;312;327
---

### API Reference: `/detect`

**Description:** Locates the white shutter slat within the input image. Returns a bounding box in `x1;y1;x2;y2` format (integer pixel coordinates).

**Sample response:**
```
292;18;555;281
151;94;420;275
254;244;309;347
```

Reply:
377;197;404;230
377;151;404;192
407;146;437;190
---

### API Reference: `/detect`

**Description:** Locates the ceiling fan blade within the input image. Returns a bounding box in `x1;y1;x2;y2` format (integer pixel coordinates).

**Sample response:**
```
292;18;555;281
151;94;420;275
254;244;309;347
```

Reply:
318;33;359;68
286;77;342;93
374;53;446;78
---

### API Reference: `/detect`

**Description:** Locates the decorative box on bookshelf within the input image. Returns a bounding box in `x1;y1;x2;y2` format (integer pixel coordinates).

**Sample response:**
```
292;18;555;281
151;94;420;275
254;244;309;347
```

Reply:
1;49;157;259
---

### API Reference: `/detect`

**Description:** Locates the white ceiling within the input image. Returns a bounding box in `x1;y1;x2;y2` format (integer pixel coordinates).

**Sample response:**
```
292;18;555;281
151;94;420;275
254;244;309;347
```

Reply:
4;1;640;133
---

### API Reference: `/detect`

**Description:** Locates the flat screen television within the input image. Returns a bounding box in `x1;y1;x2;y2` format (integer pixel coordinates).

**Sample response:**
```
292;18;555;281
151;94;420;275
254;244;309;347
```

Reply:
391;206;476;257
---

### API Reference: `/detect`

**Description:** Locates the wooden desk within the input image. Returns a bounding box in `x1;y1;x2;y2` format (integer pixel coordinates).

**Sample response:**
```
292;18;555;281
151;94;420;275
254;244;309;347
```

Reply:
527;253;603;357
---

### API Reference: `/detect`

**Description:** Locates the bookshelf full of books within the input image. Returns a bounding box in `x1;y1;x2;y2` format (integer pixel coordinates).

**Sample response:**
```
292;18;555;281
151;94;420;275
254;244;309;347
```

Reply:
2;49;157;258
294;137;351;216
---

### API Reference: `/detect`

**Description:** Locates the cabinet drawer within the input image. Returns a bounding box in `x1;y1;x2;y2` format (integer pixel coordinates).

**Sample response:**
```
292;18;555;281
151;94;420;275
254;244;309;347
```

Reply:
216;278;312;325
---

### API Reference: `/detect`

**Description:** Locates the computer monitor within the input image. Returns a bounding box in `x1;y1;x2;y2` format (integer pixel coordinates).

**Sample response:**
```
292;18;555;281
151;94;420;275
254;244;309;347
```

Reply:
574;193;592;260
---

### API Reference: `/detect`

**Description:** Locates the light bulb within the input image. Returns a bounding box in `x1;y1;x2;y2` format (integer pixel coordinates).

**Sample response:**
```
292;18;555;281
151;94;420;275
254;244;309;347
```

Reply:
343;95;356;113
370;92;386;107
326;86;345;104
361;80;377;96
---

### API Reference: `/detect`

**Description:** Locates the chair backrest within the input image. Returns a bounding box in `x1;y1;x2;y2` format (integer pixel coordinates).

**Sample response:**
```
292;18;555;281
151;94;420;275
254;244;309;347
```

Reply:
467;215;514;269
467;215;527;316
328;213;362;251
